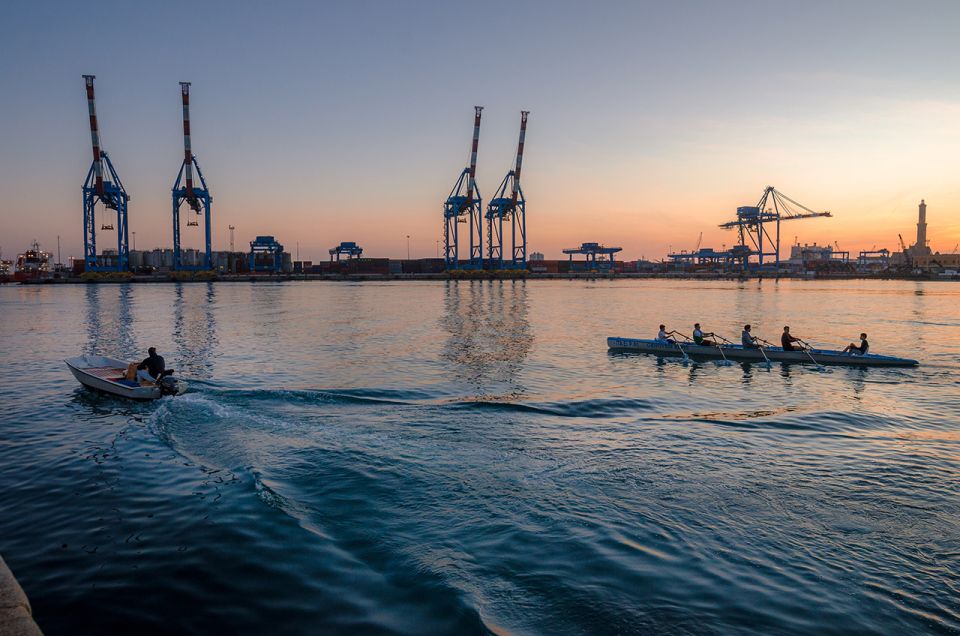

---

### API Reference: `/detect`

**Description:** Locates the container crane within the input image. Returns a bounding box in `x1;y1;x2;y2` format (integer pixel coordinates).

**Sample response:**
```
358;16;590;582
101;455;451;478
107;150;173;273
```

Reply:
486;111;529;269
81;75;130;272
172;82;213;270
562;242;622;271
329;241;363;261
443;107;484;270
718;186;832;269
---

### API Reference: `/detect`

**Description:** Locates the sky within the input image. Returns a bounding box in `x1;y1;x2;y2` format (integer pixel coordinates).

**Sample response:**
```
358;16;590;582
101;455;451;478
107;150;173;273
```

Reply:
1;0;959;262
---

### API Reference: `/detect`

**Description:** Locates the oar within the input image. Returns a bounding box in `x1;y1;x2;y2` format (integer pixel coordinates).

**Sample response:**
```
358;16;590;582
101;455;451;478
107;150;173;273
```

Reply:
673;333;692;364
710;334;733;366
797;338;827;371
755;337;774;368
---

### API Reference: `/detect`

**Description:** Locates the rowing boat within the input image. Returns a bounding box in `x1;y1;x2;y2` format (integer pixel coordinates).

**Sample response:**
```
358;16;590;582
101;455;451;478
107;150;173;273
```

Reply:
606;337;919;367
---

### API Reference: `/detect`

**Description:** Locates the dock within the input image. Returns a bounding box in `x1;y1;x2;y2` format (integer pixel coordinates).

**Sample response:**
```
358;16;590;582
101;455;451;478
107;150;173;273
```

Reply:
0;556;41;636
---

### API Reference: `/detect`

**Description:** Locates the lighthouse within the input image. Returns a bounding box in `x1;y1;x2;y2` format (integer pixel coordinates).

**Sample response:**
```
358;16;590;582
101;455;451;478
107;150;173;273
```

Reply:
911;200;932;256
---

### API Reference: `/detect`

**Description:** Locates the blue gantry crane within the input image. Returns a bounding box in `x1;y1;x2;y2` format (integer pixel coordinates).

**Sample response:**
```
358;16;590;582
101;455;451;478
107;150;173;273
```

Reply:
81;75;130;272
443;107;484;270
249;236;284;272
172;82;213;270
486;111;529;270
329;241;363;261
719;186;832;269
562;242;622;271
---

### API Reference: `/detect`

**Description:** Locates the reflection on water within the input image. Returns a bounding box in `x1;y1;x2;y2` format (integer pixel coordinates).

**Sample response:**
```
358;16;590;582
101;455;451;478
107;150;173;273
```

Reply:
441;280;532;400
84;284;136;358
172;282;218;379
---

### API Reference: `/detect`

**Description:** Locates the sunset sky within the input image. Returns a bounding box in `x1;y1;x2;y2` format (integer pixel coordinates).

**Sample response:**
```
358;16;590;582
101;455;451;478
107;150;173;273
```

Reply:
2;0;959;262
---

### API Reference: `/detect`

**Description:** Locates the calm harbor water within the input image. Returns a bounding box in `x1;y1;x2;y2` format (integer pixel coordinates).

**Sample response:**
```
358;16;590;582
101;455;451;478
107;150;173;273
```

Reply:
0;279;958;634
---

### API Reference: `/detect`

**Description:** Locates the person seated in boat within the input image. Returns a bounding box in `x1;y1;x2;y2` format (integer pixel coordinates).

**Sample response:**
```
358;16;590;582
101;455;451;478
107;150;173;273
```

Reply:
692;323;717;347
843;333;869;356
657;325;679;344
741;324;759;348
136;347;166;384
780;326;804;351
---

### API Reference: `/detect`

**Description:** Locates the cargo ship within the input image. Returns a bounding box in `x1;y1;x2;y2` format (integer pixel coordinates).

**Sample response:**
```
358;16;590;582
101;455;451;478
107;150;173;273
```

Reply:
0;259;12;283
14;241;51;282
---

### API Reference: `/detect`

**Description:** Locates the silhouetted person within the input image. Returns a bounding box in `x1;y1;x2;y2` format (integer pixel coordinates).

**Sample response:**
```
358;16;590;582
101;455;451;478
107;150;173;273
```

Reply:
657;324;679;344
741;324;758;349
843;333;869;355
693;323;717;347
781;326;803;351
137;347;165;383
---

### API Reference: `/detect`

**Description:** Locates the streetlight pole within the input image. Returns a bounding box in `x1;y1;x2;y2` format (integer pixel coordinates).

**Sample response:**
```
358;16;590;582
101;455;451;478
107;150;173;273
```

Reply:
132;231;136;252
406;235;410;260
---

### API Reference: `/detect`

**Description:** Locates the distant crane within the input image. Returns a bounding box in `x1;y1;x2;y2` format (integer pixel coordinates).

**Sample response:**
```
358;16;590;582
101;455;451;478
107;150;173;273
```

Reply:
172;82;213;270
898;233;913;270
329;241;363;261
486;111;530;269
719;186;832;269
562;242;623;271
81;75;130;272
443;107;484;270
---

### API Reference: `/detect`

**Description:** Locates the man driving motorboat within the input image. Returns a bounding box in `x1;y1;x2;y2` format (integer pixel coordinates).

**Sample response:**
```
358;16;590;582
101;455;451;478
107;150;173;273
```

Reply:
133;347;165;384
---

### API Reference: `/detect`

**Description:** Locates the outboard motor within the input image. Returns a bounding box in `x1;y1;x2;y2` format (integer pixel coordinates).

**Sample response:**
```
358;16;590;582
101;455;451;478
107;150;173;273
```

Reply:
158;371;180;396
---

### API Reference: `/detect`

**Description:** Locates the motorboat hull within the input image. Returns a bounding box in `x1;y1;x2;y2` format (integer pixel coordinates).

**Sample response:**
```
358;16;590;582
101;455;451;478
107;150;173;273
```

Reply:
65;355;182;400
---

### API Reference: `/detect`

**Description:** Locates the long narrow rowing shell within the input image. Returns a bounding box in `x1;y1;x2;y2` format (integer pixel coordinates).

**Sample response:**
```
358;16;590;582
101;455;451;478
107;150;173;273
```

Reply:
607;338;919;367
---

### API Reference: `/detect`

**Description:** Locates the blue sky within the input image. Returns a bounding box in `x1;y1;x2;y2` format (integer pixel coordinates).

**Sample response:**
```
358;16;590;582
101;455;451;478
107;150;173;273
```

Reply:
2;0;959;261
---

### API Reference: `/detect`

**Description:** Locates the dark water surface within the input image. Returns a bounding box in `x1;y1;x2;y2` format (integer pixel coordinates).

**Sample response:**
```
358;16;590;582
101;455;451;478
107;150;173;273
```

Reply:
1;280;958;634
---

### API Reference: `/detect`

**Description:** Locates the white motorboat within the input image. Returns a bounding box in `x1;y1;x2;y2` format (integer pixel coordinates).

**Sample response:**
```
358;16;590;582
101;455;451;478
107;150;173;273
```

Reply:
65;355;184;400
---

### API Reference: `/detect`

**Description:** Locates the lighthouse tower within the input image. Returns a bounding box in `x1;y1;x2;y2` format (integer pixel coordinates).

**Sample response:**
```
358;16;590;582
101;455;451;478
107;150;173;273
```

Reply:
911;199;932;256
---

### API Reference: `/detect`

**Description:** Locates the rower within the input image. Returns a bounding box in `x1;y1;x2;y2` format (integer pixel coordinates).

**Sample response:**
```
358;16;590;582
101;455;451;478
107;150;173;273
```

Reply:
693;323;717;347
843;333;869;356
657;324;679;344
780;326;803;351
741;324;759;349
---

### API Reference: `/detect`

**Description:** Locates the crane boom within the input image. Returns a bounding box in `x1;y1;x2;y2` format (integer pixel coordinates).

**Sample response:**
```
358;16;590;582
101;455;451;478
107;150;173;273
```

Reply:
510;111;529;208
463;106;483;210
82;75;105;196
180;82;195;200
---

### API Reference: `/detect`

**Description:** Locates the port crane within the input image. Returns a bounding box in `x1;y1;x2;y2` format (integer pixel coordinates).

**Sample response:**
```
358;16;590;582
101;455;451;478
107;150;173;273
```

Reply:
443;107;484;270
486;111;529;269
81;75;130;272
898;233;913;271
172;82;213;270
719;186;832;269
562;242;622;271
329;241;363;261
